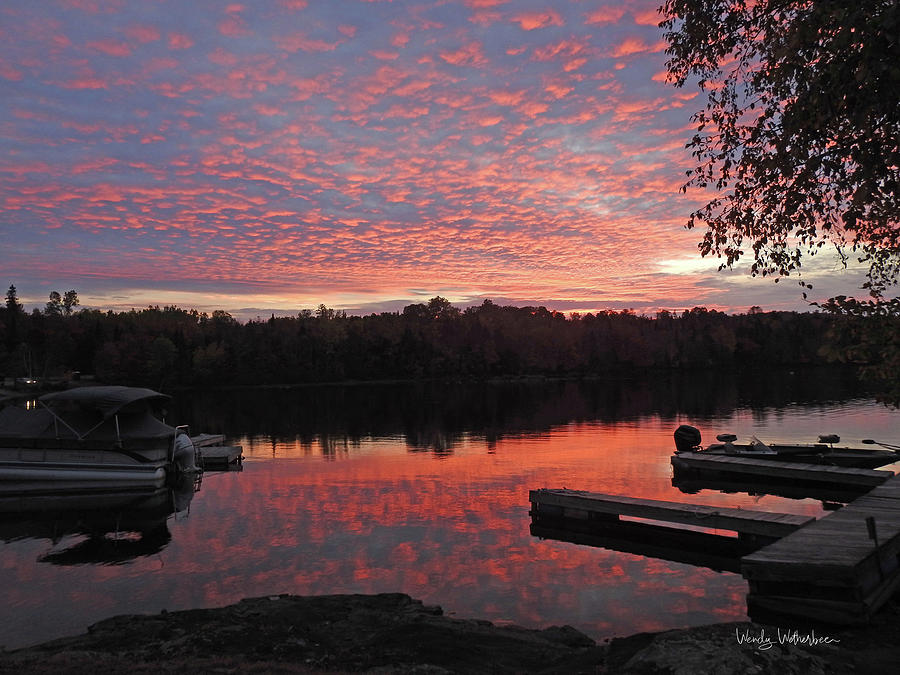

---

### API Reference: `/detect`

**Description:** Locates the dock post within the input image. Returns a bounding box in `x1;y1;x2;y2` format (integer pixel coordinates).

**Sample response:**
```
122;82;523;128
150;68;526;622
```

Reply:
867;516;885;580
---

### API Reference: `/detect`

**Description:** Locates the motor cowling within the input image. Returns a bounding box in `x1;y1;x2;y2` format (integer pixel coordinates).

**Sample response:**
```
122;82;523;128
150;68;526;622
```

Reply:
173;432;199;472
674;424;702;452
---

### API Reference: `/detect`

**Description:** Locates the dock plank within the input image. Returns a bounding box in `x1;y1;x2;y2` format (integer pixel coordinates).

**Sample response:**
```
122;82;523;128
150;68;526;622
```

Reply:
672;453;894;487
190;434;227;447
198;445;243;468
530;489;813;538
741;474;900;622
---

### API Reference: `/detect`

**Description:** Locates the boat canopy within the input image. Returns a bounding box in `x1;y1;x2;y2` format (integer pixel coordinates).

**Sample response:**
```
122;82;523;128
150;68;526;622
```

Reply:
0;386;175;444
39;386;170;418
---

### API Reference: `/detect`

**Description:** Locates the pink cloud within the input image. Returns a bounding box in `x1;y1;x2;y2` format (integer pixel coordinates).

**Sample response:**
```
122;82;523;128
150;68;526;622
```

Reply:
518;101;548;117
124;24;161;43
86;39;132;57
440;41;486;67
219;18;250;37
633;9;662;26
610;36;660;58
61;77;108;89
511;10;563;31
545;82;572;99
208;48;239;66
254;104;284;116
168;32;194;49
488;90;525;106
219;6;250;38
0;63;23;81
585;7;625;25
52;33;73;49
275;33;340;52
477;115;503;127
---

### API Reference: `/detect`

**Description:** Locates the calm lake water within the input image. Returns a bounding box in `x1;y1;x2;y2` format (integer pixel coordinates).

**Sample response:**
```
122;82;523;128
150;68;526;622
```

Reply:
2;372;898;650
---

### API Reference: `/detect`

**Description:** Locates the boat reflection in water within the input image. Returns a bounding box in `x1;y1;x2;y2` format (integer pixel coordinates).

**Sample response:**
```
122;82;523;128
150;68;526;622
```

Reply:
0;476;196;566
671;472;861;509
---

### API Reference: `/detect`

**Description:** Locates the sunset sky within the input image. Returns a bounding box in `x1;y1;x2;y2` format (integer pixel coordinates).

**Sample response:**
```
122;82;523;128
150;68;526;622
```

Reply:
0;0;867;319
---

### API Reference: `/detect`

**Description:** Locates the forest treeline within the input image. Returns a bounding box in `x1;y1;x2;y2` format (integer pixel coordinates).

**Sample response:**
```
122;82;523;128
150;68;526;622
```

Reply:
2;285;879;391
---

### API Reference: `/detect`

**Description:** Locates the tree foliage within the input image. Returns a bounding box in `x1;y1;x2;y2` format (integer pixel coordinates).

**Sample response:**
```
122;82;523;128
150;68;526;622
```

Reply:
660;0;900;296
817;295;900;406
0;291;859;388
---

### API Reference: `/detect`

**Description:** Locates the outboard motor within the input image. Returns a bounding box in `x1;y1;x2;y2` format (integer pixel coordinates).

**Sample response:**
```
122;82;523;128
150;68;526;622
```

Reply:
674;425;702;453
173;431;199;473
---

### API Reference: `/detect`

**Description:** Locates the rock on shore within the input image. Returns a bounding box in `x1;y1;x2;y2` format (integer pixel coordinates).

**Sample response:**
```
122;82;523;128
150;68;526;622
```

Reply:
3;593;900;674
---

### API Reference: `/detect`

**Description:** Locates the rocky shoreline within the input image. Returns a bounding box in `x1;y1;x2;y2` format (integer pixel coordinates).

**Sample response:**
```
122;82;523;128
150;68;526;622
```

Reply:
4;593;900;674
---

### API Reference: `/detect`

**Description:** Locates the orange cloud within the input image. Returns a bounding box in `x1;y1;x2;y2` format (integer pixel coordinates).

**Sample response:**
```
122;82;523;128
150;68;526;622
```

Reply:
440;41;486;67
633;8;662;26
511;10;564;30
488;90;525;106
533;38;586;62
585;7;625;25
610;36;656;58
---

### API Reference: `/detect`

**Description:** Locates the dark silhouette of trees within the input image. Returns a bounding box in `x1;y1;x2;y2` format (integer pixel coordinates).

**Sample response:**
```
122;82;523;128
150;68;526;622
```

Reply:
42;291;79;318
0;288;884;393
818;296;900;406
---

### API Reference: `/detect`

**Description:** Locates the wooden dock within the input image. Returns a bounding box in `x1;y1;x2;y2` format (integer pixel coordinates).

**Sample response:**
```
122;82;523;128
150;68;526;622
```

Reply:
742;474;900;624
529;489;813;540
671;453;894;489
190;434;243;469
190;434;227;447
531;453;900;625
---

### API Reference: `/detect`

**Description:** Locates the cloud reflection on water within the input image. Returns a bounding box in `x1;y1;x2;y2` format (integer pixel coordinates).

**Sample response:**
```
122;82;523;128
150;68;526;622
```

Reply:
1;374;896;650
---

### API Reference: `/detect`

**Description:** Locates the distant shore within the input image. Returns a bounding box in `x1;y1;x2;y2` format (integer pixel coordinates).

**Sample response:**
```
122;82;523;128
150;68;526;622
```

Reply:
3;592;900;674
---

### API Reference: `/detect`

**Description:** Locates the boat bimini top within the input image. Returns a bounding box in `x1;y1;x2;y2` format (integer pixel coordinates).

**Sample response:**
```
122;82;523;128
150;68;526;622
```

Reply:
0;386;176;447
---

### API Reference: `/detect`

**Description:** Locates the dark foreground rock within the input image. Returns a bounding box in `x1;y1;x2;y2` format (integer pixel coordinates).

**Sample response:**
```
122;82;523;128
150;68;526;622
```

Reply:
3;593;900;674
0;593;602;674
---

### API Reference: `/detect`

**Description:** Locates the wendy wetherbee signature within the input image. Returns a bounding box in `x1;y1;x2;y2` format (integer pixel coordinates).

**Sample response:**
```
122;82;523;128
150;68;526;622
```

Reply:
735;627;840;651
